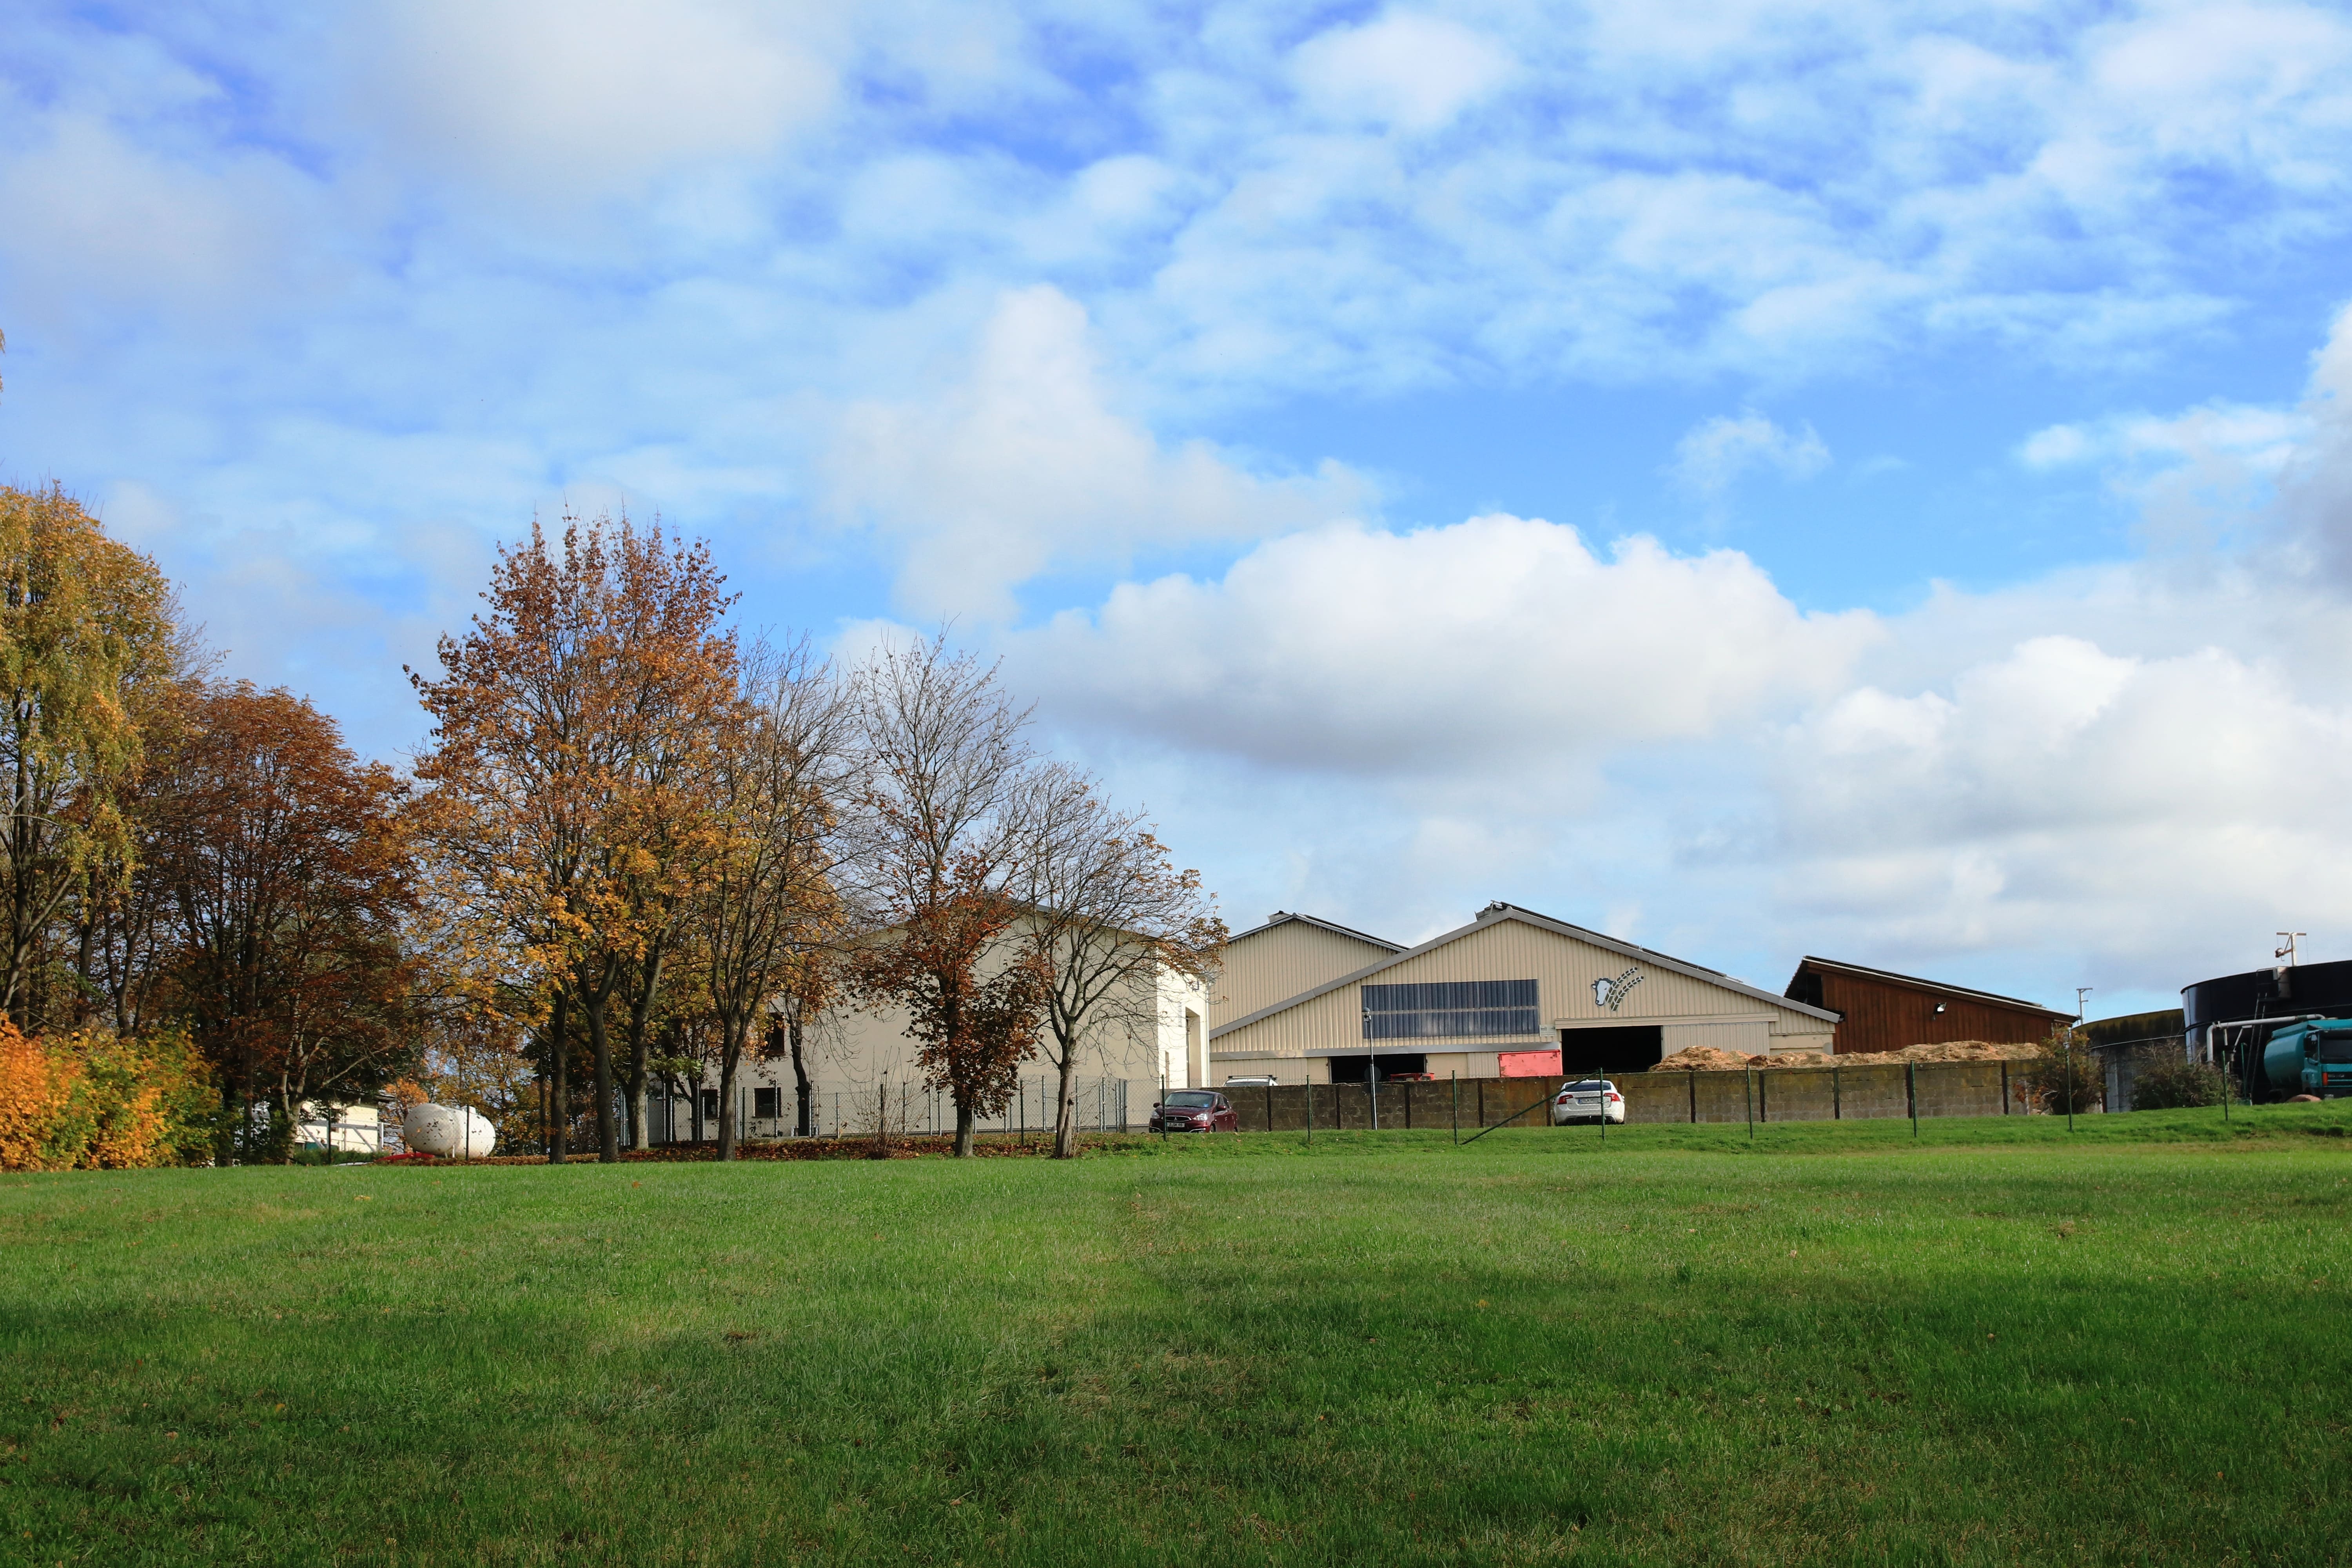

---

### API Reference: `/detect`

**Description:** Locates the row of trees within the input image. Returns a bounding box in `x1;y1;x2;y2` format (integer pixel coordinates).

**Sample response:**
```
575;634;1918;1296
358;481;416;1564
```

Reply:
1;484;1222;1163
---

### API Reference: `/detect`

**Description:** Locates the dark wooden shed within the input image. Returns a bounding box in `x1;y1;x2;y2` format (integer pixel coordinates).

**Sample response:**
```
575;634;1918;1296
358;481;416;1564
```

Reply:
1783;956;2074;1056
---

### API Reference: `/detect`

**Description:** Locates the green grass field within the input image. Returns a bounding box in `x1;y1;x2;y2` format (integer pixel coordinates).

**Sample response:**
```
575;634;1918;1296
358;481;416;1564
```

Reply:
6;1107;2352;1566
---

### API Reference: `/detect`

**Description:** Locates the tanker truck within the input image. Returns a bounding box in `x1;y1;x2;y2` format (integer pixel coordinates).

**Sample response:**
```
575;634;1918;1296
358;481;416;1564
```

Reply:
2258;1018;2352;1100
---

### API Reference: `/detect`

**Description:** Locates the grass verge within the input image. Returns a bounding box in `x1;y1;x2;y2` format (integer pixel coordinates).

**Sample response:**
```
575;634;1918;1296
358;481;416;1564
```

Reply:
4;1111;2351;1565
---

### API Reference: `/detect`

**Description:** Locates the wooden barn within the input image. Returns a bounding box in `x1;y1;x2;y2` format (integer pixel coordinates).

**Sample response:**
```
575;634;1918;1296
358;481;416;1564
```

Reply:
1783;956;2074;1056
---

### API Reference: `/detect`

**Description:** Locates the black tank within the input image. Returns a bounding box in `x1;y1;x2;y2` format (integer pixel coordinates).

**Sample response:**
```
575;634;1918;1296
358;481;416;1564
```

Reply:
2183;959;2352;1034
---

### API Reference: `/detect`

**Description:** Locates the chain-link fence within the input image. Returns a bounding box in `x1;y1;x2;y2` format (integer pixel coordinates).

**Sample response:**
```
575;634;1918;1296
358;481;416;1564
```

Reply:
638;1076;1136;1146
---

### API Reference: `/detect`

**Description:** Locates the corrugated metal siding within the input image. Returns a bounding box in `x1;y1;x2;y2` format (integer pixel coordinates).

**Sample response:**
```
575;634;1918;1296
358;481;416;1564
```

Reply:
1214;917;1832;1058
1661;1018;1771;1056
1211;923;1397;1026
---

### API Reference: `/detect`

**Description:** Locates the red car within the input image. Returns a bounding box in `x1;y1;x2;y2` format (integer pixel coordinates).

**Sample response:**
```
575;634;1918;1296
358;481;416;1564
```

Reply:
1151;1090;1238;1132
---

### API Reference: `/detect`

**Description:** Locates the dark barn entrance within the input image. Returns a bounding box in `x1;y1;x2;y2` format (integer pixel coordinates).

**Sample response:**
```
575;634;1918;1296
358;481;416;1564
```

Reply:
1559;1025;1664;1076
1326;1053;1428;1084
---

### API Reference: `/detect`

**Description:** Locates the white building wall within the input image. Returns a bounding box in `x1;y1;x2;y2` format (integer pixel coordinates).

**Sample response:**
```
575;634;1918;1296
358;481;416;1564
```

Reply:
676;963;1207;1138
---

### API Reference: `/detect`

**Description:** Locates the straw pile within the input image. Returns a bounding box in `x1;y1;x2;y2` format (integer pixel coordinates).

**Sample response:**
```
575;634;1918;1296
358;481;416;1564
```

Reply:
1652;1039;2043;1072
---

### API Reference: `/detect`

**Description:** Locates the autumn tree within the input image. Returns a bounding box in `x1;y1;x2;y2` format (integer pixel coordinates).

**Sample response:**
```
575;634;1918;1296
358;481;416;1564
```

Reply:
0;486;178;1029
1018;768;1225;1157
849;636;1047;1156
693;640;851;1158
852;853;1051;1156
140;682;419;1160
411;513;737;1163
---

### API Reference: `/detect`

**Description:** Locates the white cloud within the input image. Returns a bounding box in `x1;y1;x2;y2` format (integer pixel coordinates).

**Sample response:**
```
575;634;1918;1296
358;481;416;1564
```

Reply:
1291;12;1516;132
352;0;841;200
1012;512;1880;776
1768;631;2352;985
826;286;1371;620
1668;411;1831;498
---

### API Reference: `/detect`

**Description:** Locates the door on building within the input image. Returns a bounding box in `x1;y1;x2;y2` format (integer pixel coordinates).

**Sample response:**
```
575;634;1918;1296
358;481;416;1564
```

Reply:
1559;1025;1664;1075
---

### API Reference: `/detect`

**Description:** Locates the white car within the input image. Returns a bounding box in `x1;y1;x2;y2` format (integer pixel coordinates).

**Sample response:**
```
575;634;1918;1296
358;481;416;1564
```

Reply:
1225;1074;1279;1087
1552;1078;1626;1125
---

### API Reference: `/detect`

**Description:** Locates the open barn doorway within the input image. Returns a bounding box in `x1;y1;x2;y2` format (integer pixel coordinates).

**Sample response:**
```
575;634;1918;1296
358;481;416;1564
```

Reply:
1559;1025;1664;1076
1325;1053;1426;1084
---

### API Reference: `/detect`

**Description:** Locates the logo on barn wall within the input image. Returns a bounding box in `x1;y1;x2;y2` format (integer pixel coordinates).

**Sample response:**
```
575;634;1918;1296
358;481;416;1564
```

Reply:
1593;968;1643;1013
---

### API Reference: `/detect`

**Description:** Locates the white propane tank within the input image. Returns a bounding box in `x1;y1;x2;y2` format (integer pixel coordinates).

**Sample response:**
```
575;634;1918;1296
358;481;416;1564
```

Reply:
401;1103;497;1158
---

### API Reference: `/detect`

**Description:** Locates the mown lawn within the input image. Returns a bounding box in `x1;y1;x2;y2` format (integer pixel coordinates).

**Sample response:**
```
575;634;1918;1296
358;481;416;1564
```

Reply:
5;1107;2352;1566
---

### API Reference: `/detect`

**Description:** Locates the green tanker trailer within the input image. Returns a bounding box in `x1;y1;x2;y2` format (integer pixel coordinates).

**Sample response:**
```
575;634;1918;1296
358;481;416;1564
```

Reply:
2259;1018;2352;1100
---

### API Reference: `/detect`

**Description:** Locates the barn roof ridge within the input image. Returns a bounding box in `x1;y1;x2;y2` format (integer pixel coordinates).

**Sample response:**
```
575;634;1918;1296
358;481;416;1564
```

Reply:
1225;910;1405;952
1793;955;2073;1018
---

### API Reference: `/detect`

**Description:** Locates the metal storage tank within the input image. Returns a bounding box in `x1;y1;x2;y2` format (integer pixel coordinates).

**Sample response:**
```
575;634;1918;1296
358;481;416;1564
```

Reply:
2182;959;2352;1102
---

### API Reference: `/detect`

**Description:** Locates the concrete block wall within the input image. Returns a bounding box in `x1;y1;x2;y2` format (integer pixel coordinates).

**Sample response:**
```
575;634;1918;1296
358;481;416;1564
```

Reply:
1229;1077;1559;1133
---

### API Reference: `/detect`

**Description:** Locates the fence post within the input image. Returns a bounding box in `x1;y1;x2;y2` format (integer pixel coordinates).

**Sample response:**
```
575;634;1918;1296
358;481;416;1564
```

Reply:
1833;1064;1841;1121
1759;1071;1768;1124
2065;1039;2075;1133
1367;1063;1379;1132
1907;1063;1917;1137
1689;1069;1697;1124
1477;1078;1486;1127
1451;1073;1459;1145
1744;1069;1754;1141
1306;1079;1314;1145
2000;1061;2009;1115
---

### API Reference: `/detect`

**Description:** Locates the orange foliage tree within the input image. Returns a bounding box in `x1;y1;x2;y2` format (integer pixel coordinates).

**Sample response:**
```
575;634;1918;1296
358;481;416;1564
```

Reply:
139;682;418;1161
412;514;737;1163
851;855;1051;1156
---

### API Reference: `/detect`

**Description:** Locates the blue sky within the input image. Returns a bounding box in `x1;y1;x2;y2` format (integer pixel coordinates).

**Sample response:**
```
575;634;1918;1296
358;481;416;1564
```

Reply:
10;0;2352;1018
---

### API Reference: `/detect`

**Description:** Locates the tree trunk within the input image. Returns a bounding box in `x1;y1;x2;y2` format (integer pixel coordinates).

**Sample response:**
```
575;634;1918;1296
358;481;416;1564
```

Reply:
265;1082;299;1165
624;941;667;1151
1052;1045;1080;1159
624;1069;645;1152
547;988;568;1164
953;1097;975;1158
717;1020;743;1161
584;985;618;1162
789;1013;814;1138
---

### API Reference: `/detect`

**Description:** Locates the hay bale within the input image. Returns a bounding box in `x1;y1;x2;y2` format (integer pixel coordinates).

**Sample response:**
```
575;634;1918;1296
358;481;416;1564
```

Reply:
1651;1045;1751;1072
1883;1040;2044;1063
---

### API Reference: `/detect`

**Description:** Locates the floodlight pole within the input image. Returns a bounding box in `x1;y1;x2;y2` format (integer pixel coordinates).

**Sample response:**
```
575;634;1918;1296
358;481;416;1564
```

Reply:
2069;990;2089;1134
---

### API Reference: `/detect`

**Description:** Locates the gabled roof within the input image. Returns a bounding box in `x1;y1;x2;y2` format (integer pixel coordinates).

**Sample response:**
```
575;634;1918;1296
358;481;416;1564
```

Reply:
1791;955;2072;1019
1212;900;1839;1037
1224;910;1404;952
